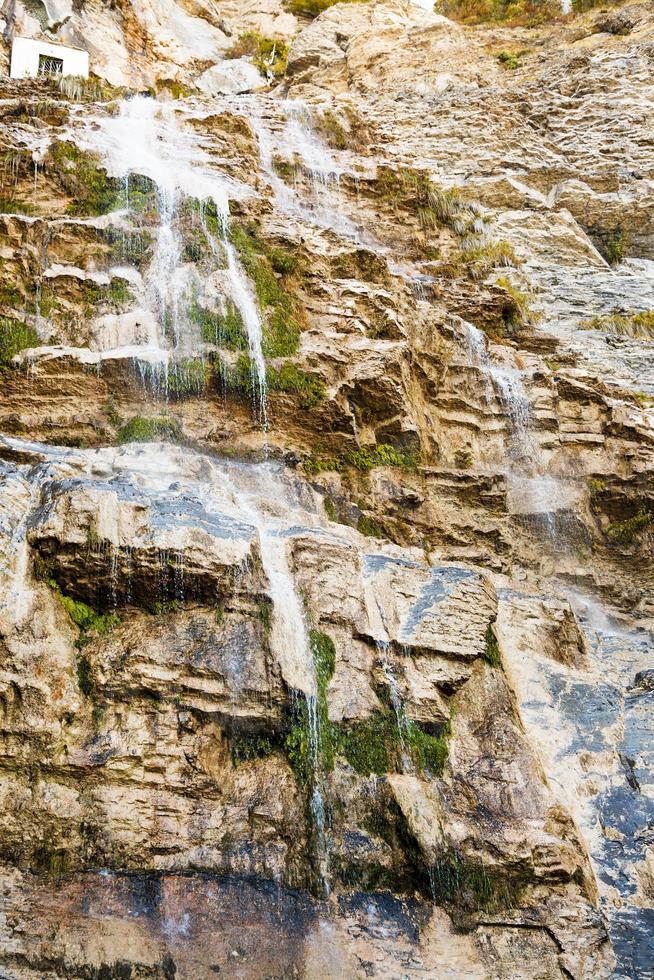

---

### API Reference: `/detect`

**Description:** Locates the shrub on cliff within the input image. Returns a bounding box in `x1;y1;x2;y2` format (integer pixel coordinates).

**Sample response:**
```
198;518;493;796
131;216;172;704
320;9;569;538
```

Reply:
284;0;368;16
225;32;289;79
436;0;561;25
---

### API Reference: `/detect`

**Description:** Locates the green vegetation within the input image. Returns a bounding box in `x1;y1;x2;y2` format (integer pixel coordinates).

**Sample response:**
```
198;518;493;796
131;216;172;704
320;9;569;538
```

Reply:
284;0;368;16
357;513;384;539
581;310;654;340
496;50;520;69
338;710;450;778
315;109;349;150
220;354;326;410
32;846;71;875
454;449;473;469
602;227;629;266
0;317;38;366
147;599;182;616
0;196;35;215
43;580;119;698
483;624;501;667
190;300;248;350
231;733;278;766
435;0;561;26
0;285;23;310
230;222;304;359
57;593;118;635
323;497;338;522
77;654;94;697
48;141;124;216
496;275;534;330
123;173;159;220
376;166;480;238
304;443;418;476
285;630;337;784
107;278;132;308
58;74;127;104
430;848;521;912
156;79;192;100
606;510;652;545
266;362;326;409
587;478;606;495
166;359;210;398
462;239;519;277
225;32;289;79
117;416;182;444
104;226;155;270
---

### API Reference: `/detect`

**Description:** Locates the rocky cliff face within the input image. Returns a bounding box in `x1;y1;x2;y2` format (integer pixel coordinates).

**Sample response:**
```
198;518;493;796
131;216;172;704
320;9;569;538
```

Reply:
0;1;652;977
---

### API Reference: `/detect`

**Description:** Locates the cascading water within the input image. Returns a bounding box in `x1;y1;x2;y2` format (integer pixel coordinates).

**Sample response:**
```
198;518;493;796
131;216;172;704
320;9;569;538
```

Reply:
75;97;268;417
210;459;334;893
463;320;578;543
251;101;364;243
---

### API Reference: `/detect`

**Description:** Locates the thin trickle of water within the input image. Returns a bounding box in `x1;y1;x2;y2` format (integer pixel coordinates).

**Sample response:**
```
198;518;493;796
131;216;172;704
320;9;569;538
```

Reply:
377;640;411;769
214;460;332;892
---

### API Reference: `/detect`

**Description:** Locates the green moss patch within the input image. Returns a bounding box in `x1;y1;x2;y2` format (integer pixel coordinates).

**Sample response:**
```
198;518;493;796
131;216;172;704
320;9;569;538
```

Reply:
430;848;522;912
117;416;182;444
284;0;369;16
483;624;501;667
231;733;279;766
190;300;248;350
435;0;561;26
496;50;520;69
338;710;450;778
221;354;326;410
48;141;125;217
267;362;326;409
167;359;210;398
229;223;304;359
304;443;417;476
285;630;336;785
0;317;38;366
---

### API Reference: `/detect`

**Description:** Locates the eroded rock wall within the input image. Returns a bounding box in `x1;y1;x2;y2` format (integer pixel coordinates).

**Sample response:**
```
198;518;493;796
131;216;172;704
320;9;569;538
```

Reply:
0;2;652;978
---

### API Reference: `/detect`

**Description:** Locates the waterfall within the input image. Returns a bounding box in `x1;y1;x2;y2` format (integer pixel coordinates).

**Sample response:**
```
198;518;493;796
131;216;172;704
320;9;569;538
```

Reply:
214;459;332;891
377;640;411;770
250;102;363;243
462;321;577;543
77;97;268;414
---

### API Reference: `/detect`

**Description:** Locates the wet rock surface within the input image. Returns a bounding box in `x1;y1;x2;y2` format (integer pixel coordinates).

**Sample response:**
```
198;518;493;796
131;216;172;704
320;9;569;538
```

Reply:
0;1;652;977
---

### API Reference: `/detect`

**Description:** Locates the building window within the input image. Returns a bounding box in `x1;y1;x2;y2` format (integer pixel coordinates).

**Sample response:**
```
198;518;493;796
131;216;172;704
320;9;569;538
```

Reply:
38;55;64;77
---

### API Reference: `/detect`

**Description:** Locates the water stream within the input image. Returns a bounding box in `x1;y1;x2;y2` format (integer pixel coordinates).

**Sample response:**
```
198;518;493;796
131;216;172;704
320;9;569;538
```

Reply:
463;321;580;543
74;97;268;415
251;101;366;243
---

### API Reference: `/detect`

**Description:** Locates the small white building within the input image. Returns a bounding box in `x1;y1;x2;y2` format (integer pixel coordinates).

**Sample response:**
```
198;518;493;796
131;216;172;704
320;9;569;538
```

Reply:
10;37;89;80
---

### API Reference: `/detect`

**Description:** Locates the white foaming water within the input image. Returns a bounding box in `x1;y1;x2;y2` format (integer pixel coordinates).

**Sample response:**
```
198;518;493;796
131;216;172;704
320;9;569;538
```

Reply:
74;97;267;405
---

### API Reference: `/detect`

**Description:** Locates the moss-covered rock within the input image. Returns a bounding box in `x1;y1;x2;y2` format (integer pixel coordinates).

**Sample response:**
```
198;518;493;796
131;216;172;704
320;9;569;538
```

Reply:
117;416;182;444
0;317;38;366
